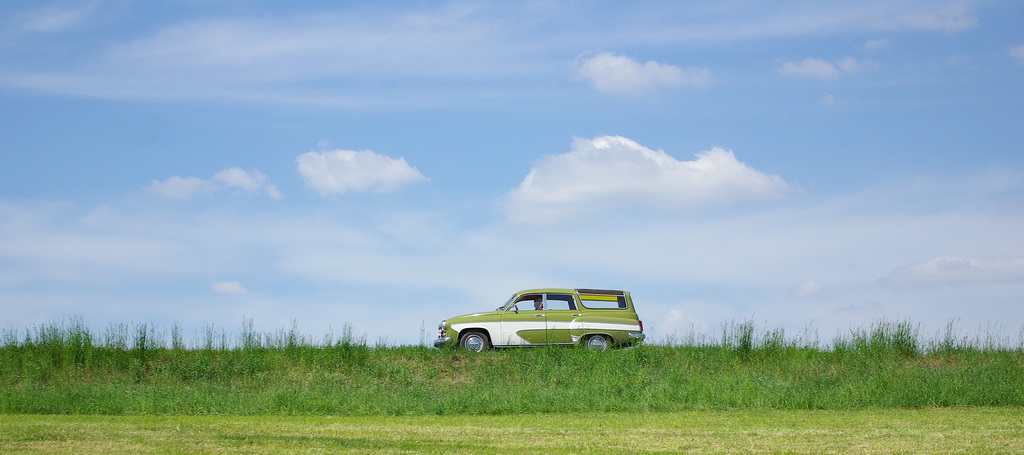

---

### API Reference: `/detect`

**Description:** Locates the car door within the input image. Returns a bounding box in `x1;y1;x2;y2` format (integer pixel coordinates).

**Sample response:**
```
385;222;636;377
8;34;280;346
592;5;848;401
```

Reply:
542;293;578;344
499;293;547;345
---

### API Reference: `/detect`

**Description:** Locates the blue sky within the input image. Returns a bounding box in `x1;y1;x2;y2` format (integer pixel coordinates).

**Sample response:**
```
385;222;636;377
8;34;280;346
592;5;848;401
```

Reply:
1;1;1022;346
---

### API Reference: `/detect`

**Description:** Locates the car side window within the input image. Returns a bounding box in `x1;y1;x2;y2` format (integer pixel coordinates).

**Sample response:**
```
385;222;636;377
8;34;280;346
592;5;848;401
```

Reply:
544;294;575;311
512;294;543;311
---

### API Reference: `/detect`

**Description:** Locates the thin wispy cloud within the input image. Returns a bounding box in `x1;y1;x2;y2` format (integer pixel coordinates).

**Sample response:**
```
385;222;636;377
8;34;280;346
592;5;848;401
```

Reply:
148;176;217;200
211;281;248;294
778;57;864;79
1;8;522;104
861;38;892;52
214;168;283;200
883;256;1024;286
882;2;978;32
792;279;825;298
150;168;281;200
1011;43;1024;62
779;58;841;78
12;2;96;34
0;2;982;106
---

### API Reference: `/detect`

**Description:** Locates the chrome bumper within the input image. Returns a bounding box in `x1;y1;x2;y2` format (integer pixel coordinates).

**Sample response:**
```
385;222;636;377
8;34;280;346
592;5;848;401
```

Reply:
433;336;453;348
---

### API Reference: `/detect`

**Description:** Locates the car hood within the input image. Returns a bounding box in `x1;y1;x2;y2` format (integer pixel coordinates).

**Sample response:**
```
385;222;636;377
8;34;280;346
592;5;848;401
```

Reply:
447;310;503;321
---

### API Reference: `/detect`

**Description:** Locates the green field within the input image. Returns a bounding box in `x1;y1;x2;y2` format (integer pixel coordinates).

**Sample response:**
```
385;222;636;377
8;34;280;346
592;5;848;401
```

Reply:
2;409;1023;453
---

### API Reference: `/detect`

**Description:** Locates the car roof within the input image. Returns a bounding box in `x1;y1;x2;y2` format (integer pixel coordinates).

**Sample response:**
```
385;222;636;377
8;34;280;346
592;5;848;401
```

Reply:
517;288;627;295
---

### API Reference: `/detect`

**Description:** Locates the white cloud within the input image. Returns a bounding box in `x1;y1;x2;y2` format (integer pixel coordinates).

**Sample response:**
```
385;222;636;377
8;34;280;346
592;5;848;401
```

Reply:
678;2;979;40
296;149;428;196
836;56;862;73
885;2;977;32
1010;43;1024;62
150;168;281;200
15;2;96;34
792;279;824;298
213;168;283;200
821;93;837;106
148;176;217;200
861;38;891;52
778;56;865;79
502;135;791;221
211;281;248;294
214;168;266;192
883;256;1024;286
265;186;284;201
572;52;709;95
779;57;839;78
657;308;712;341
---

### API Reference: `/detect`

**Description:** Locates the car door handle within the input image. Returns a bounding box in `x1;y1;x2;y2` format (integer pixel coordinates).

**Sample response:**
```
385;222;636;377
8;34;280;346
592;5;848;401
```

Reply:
535;314;545;317
572;314;581;316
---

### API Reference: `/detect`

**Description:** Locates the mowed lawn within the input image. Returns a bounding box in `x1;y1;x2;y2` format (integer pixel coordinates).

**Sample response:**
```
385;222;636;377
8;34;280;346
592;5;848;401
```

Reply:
2;408;1021;454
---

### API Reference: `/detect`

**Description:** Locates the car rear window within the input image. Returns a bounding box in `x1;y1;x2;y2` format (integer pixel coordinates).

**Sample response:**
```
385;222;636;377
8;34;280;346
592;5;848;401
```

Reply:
578;293;627;309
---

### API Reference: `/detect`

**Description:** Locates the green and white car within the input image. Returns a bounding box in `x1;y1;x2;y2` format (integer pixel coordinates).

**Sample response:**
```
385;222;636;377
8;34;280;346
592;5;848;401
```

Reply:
434;288;645;351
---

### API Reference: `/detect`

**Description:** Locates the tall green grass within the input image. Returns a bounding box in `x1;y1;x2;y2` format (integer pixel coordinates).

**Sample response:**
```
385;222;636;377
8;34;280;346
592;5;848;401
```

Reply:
1;318;1021;415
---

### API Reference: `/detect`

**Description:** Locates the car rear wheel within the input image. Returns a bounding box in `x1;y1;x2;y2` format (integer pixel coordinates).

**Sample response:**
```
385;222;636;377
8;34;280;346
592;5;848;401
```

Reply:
460;331;490;352
586;334;610;351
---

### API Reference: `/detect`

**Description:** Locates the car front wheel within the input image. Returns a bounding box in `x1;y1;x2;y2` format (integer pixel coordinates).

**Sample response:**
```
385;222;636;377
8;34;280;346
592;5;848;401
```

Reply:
586;334;610;351
460;331;490;352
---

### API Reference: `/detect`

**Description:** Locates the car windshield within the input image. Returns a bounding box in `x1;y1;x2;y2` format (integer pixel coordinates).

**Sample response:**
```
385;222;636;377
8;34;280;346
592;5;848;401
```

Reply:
497;293;516;311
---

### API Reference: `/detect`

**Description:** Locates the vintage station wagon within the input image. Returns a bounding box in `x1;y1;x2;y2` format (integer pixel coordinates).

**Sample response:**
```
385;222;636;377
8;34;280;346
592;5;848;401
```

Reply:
434;288;645;351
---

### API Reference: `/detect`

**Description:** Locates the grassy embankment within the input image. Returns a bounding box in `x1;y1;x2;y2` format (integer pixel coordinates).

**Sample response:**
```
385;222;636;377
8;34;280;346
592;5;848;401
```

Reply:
1;318;1021;415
